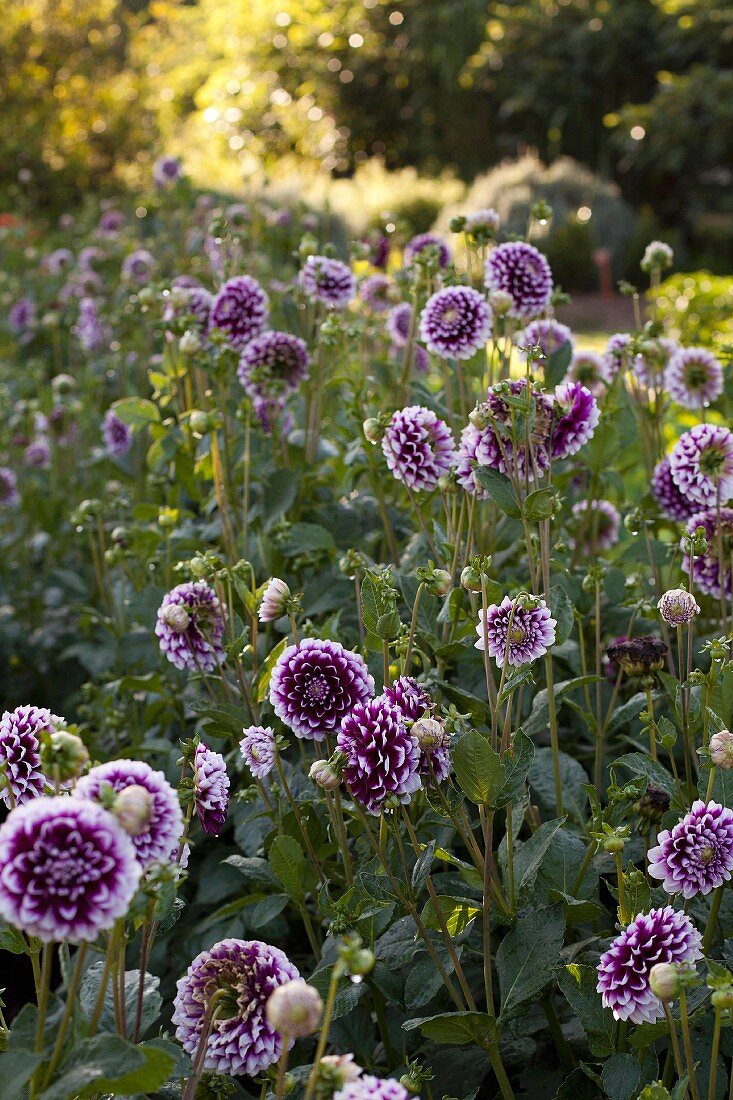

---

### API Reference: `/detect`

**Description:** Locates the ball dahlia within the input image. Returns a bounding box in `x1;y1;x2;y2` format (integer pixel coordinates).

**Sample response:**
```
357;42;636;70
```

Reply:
484;241;553;321
381;405;456;492
0;705;61;807
551;381;600;460
102;409;132;459
681;508;733;599
669;424;733;508
237;330;309;400
651;456;698;522
269;638;374;741
299;256;355;309
419;285;492;360
240;726;277;780
155;581;225;674
210;276;269;350
665;347;724;409
337;697;422;815
193;743;229;836
403;233;450;270
648;800;733;898
475;596;556;667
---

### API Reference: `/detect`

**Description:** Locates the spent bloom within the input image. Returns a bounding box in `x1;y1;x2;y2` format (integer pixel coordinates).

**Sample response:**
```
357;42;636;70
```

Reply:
238;331;309;400
484;241;553;321
551;381;600;460
710;730;733;769
102;409;132;459
270;638;374;741
266;978;323;1037
648;800;733;898
669;424;733;508
259;577;291;622
597;906;702;1024
571;499;621;553
155;581;225;673
74;758;183;869
664;347;724;409
240;726;277;780
657;588;700;626
419;285;492;360
173;938;299;1076
337;697;422;815
0;705;62;807
381;405;456;492
606;636;667;677
651;456;698;522
299;256;355;309
194;743;229;836
476;595;556;667
681;508;733;599
403;232;450;270
334;1078;409;1100
210;275;269;350
0;797;141;943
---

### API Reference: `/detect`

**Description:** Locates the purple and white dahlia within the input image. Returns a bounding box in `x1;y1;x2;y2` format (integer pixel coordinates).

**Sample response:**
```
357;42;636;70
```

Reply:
551;381;600;460
299;256;355;309
210;276;269;350
173;939;299;1076
237;331;309;400
648;800;733;898
651;456;698;522
75;759;183;869
155;581;225;674
334;1077;409;1100
669;424;733;508
475;596;556;667
664;347;724;409
0;797;141;942
465;208;501;238
75;297;108;353
457;380;553;489
563;351;611;398
153;155;182;187
681;508;733;599
0;468;19;507
194;743;229;836
8;297;36;337
419;285;492;360
163;286;213;337
603;333;632;379
381;405;456;492
337;697;421;815
386;303;413;348
517;319;573;361
102;409;132;459
0;705;62;807
359;274;394;313
240;726;277;780
122;249;156;283
403;233;450;270
632;337;678;390
597;907;703;1024
484;242;553;321
269;638;374;741
382;678;450;783
571;499;621;554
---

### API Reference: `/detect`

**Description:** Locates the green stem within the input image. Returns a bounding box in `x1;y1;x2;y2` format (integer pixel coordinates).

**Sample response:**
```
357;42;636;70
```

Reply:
679;990;700;1100
303;963;343;1100
702;885;725;953
615;851;628;924
709;1008;722;1100
41;942;89;1088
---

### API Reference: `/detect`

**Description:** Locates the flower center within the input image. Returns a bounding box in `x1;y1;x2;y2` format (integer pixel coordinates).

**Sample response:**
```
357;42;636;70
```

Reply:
508;624;527;644
699;845;715;864
304;673;330;704
699;445;725;478
683;363;708;390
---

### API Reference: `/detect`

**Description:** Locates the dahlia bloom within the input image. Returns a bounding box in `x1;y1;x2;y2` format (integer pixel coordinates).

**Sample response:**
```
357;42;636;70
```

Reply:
419;285;492;360
0;797;141;942
24;439;51;468
194;743;229;836
465;208;501;237
97;210;125;237
571;499;621;553
76;297;108;353
517;319;573;360
237;331;309;400
632;337;678;390
173;939;299;1076
382;677;450;783
359;274;394;313
163;286;213;337
403;232;450;269
43;248;74;275
299;256;355;309
551;381;600;460
337;697;422;814
240;726;277;780
8;297;36;337
122;249;156;283
0;705;62;807
484;242;553;321
669;424;733;508
102;409;132;459
457;380;553;491
210;276;269;350
334;1077;409;1100
0;468;20;507
75;759;183;869
155;581;226;674
681;508;733;599
475;596;556;667
153;155;182;187
657;588;699;626
648;800;733;898
269;638;374;741
603;333;632;379
651;456;698;522
664;347;724;409
258;577;291;623
597;907;702;1024
563;351;611;398
381;405;456;491
386;303;413;347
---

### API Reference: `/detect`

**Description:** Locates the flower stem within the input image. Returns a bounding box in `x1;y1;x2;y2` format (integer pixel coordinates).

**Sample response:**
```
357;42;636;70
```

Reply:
679;990;700;1100
303;963;343;1100
702;885;725;953
41;942;89;1088
709;1007;722;1100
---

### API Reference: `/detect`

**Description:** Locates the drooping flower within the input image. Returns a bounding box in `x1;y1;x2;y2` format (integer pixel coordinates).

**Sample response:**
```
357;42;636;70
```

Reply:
210;276;269;350
419;285;492;360
238;331;310;400
153;155;182;187
551;381;600;460
0;706;62;807
603;333;632;379
155;581;226;674
403;232;450;270
266;979;323;1037
122;249;156;283
606;636;667;677
664;347;724;409
563;351;611;398
381;405;456;491
359;274;394;313
681;508;733;599
648;800;733;898
102;409;132;458
337;697;422;814
386;303;413;347
484;241;553;321
0;468;20;507
571;499;621;553
75;759;183;869
258;577;291;623
193;743;229;836
657;588;700;626
173;939;300;1076
334;1077;409;1100
299;256;355;309
669;424;733;508
651;456;698;522
597;907;702;1024
475;595;556;667
0;797;141;943
269;638;374;741
240;726;277;780
516;319;573;361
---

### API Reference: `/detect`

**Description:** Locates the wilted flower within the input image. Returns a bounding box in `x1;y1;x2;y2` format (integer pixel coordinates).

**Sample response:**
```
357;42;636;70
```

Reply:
338;697;421;815
102;409;132;459
75;758;183;868
0;468;20;507
551;381;600;460
571;499;621;553
270;638;374;741
266;978;323;1037
173;938;300;1075
635;785;671;823
419;285;492;360
648;800;733;898
238;331;309;400
259;577;291;622
240;726;277;780
210;275;269;349
299;256;355;309
651;456;698;522
403;232;450;269
680;508;733;598
657;588;700;626
0;797;141;942
664;347;724;409
710;730;733;769
155;581;225;673
596;906;702;1024
484;241;553;321
475;595;556;667
669;424;733;508
193;743;229;836
606;636;667;677
381;405;456;492
0;705;62;807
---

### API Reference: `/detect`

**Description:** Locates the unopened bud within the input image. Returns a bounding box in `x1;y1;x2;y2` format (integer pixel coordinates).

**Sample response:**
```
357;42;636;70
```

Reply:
649;962;681;1003
179;330;201;356
710;730;733;770
363;418;383;444
259;577;291;623
41;730;89;782
137;287;156;307
412;717;447;751
113;784;154;836
266;979;323;1038
160;604;191;632
309;758;342;791
188;410;210;436
488;289;514;315
711;987;733;1011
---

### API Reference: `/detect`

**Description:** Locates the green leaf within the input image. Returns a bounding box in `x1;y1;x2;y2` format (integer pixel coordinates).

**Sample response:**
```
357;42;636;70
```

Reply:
611;753;677;799
513;817;566;902
496;905;565;1023
523;676;600;737
0;919;27;954
268;835;308;899
453;730;506;806
496;729;535;806
523;487;556;521
403;1011;497;1047
546;339;573;386
38;1035;174;1099
558;963;616;1058
0;1052;44;1099
602;1054;642;1100
421;895;481;936
411;840;436;897
529;747;589;823
279;522;335;555
78;964;161;1039
550;584;574;646
110;396;161;428
222;855;279;889
473;467;521;518
254;637;289;702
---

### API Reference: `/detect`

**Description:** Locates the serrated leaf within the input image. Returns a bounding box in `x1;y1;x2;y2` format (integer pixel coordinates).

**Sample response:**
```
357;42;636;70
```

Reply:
513;817;566;902
78;964;161;1039
558;963;616;1058
523;487;556;521
453;730;506;806
403;1011;497;1047
38;1035;173;1099
496;729;535;806
254;637;289;703
268;835;308;899
421;895;481;936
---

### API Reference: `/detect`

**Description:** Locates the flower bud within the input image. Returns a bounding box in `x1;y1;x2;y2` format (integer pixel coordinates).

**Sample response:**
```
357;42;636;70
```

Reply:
710;730;733;769
40;730;89;783
52;373;76;395
420;568;452;597
363;418;383;444
265;979;323;1038
412;717;447;751
649;962;681;1003
112;784;155;836
711;987;733;1011
137;287;156;307
345;948;375;976
603;834;625;854
179;330;201;356
160;603;191;632
318;1054;363;1088
488;289;514;315
657;589;700;626
259;577;291;623
189;554;208;578
188;410;210;436
468;403;489;430
641;240;674;274
309;758;342;791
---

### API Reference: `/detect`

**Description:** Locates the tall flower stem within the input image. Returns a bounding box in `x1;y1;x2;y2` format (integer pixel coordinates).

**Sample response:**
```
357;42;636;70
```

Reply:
303;963;344;1100
182;988;228;1100
402;582;426;674
615;851;628;924
41;942;89;1087
274;752;327;887
274;1042;290;1100
679;990;700;1100
709;1006;723;1100
645;685;658;762
663;1004;686;1086
702;885;724;952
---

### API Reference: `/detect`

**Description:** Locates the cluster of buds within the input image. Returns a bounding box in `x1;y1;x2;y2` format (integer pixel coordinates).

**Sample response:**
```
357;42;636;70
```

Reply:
591;822;630;855
309;751;345;792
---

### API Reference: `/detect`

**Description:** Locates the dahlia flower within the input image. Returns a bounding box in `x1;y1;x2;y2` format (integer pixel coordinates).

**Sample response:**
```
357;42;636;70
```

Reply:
657;588;699;626
299;256;355;309
337;697;422;814
194;743;229;836
163;286;213;337
153;155;182;187
551;381;600;460
237;331;309;400
240;726;277;780
563;351;611;398
651;456;698;522
122;249;156;283
76;297;108;353
603;333;632;379
669;424;733;508
381;405;456;491
632;337;678;390
484;241;553;321
386;303;413;347
465;208;501;238
681;508;733;599
0;468;19;507
664;347;724;409
571;499;621;553
210;276;269;350
403;233;450;269
648;800;733;898
381;677;451;783
258;577;291;623
0;705;61;807
419;285;492;360
155;581;225;674
359;274;394;313
475;596;556;667
517;319;573;360
334;1077;409;1100
456;380;553;490
102;409;132;459
269;638;374;741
